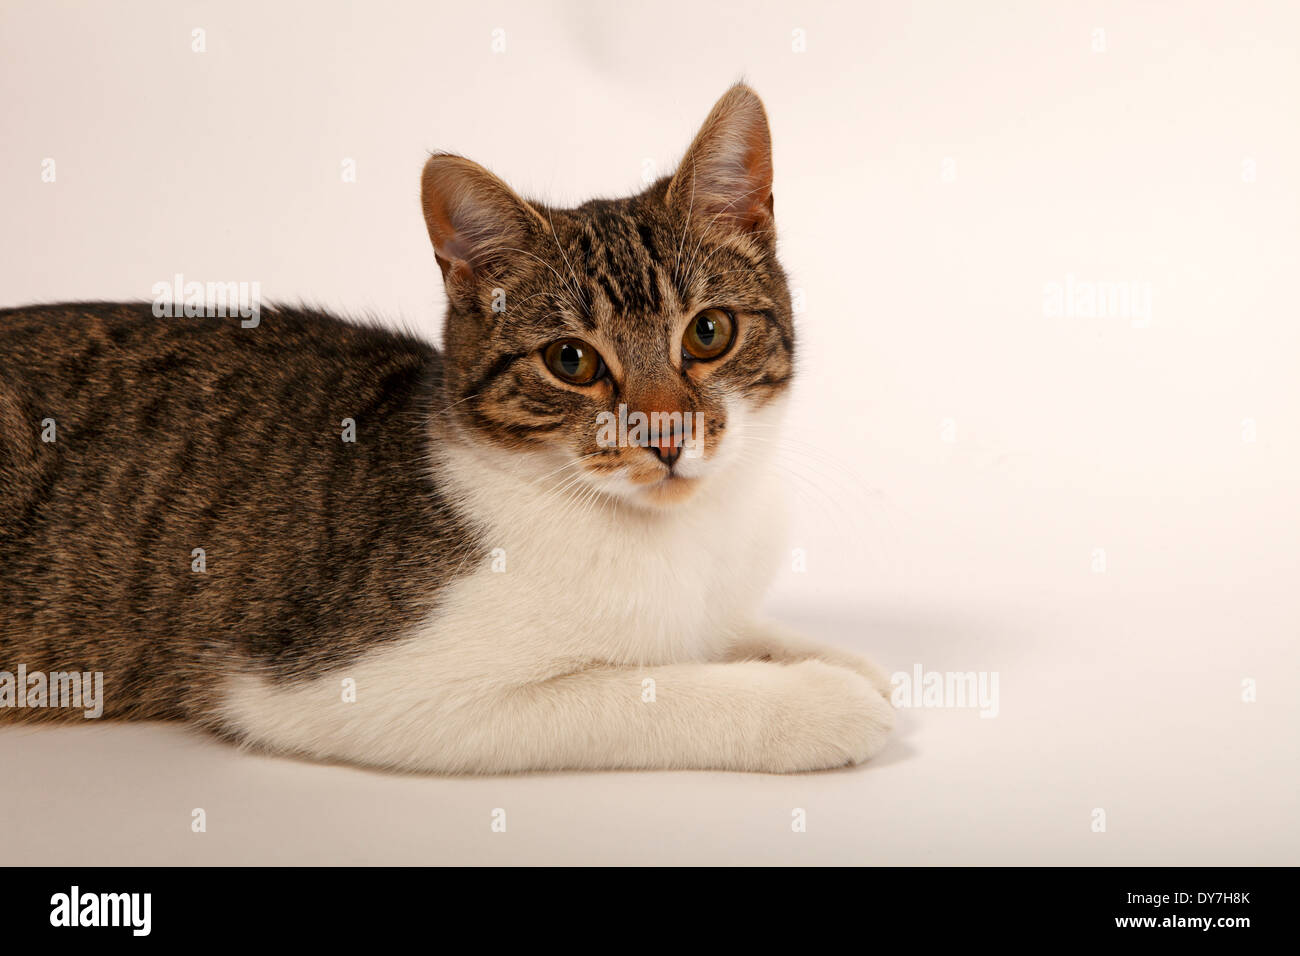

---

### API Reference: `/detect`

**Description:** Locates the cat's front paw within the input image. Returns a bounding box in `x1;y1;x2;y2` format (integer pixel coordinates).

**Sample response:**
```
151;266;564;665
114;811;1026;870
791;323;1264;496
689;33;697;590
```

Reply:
758;660;895;773
730;622;895;700
810;647;894;700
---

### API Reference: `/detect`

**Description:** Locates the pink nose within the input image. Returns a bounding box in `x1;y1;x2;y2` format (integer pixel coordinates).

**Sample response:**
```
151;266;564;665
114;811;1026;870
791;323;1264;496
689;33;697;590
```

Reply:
647;425;682;468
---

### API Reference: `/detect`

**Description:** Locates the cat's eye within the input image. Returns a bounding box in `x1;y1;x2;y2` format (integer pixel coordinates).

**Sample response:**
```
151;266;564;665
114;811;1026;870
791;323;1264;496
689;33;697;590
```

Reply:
682;308;735;361
542;338;605;386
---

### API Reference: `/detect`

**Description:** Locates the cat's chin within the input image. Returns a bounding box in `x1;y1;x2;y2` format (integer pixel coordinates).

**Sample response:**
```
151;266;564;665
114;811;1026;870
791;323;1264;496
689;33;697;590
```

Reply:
590;471;705;511
633;474;703;508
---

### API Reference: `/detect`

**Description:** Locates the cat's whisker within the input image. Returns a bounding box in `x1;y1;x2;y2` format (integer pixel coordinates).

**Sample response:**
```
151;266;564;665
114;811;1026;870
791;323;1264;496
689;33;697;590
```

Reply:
733;431;862;479
506;289;560;312
730;430;863;508
740;437;906;535
551;474;610;529
731;431;872;512
545;208;592;317
459;233;589;320
687;266;766;288
493;245;590;319
535;474;603;530
672;163;698;284
731;435;912;583
565;485;605;527
525;452;605;490
576;476;617;522
427;388;485;421
678;180;776;290
736;448;847;528
733;450;900;578
547;468;596;504
683;219;776;295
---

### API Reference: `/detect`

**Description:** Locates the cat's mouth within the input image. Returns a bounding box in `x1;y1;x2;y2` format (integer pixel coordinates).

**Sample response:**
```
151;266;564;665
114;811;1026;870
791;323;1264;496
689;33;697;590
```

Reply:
580;460;707;510
635;471;700;506
576;405;746;509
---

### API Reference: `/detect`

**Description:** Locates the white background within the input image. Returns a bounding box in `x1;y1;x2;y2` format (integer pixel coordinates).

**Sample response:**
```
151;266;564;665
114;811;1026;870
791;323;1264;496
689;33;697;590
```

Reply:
2;0;1297;864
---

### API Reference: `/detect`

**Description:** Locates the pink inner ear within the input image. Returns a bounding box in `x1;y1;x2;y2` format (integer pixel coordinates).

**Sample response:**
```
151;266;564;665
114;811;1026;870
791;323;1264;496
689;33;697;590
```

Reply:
701;155;773;230
423;190;484;288
424;163;538;279
441;233;476;269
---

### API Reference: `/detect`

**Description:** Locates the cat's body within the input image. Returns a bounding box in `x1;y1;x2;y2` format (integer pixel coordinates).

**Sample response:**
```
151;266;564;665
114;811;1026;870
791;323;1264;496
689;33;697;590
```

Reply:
0;86;895;772
0;302;470;720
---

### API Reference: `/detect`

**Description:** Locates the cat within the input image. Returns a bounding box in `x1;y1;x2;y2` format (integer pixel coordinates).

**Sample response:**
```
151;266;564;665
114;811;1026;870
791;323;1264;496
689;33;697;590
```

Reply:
0;84;895;773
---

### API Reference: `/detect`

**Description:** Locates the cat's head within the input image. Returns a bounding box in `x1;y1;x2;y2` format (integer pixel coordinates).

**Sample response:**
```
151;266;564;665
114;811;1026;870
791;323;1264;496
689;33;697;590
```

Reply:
421;85;792;509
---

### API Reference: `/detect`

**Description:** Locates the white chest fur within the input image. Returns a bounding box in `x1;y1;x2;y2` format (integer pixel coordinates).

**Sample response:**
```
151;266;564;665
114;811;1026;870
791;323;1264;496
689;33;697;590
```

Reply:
430;432;787;674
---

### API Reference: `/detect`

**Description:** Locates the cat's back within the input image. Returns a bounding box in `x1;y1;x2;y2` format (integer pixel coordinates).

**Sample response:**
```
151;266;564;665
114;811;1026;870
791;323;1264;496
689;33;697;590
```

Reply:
0;302;444;524
0;300;436;397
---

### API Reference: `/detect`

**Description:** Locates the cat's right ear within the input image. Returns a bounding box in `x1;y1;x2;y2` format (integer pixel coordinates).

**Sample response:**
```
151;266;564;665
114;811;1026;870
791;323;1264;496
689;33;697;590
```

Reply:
420;154;544;303
665;84;775;240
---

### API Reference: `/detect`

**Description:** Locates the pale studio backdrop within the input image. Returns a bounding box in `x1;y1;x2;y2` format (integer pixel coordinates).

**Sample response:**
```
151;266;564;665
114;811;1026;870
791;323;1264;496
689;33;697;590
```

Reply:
1;0;1297;864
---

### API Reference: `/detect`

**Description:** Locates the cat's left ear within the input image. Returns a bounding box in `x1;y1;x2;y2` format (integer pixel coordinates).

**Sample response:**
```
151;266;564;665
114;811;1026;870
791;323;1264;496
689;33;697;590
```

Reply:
421;153;547;303
666;84;775;238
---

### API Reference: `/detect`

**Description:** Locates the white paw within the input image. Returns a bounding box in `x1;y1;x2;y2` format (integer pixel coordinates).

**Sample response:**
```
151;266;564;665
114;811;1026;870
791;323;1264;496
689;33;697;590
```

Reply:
815;648;895;700
730;623;895;700
759;660;895;773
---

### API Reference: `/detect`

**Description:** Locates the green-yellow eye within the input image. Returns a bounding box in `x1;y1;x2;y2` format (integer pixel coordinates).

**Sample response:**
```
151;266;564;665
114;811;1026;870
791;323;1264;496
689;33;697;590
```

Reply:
682;308;735;361
543;338;604;385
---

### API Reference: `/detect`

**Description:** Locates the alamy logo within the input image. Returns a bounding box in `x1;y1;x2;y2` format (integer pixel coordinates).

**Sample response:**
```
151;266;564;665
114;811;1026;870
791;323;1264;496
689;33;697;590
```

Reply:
890;664;1000;718
0;665;103;718
151;272;261;328
1042;274;1152;327
595;403;705;457
50;886;150;936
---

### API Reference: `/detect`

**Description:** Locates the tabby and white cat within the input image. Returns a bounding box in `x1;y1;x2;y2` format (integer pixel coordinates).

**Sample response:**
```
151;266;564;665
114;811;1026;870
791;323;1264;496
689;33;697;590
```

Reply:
0;85;894;773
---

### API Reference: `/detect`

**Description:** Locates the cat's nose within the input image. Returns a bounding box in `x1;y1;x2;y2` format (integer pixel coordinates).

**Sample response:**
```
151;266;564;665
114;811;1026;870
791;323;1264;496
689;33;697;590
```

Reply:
632;389;689;469
648;441;683;469
646;423;683;468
